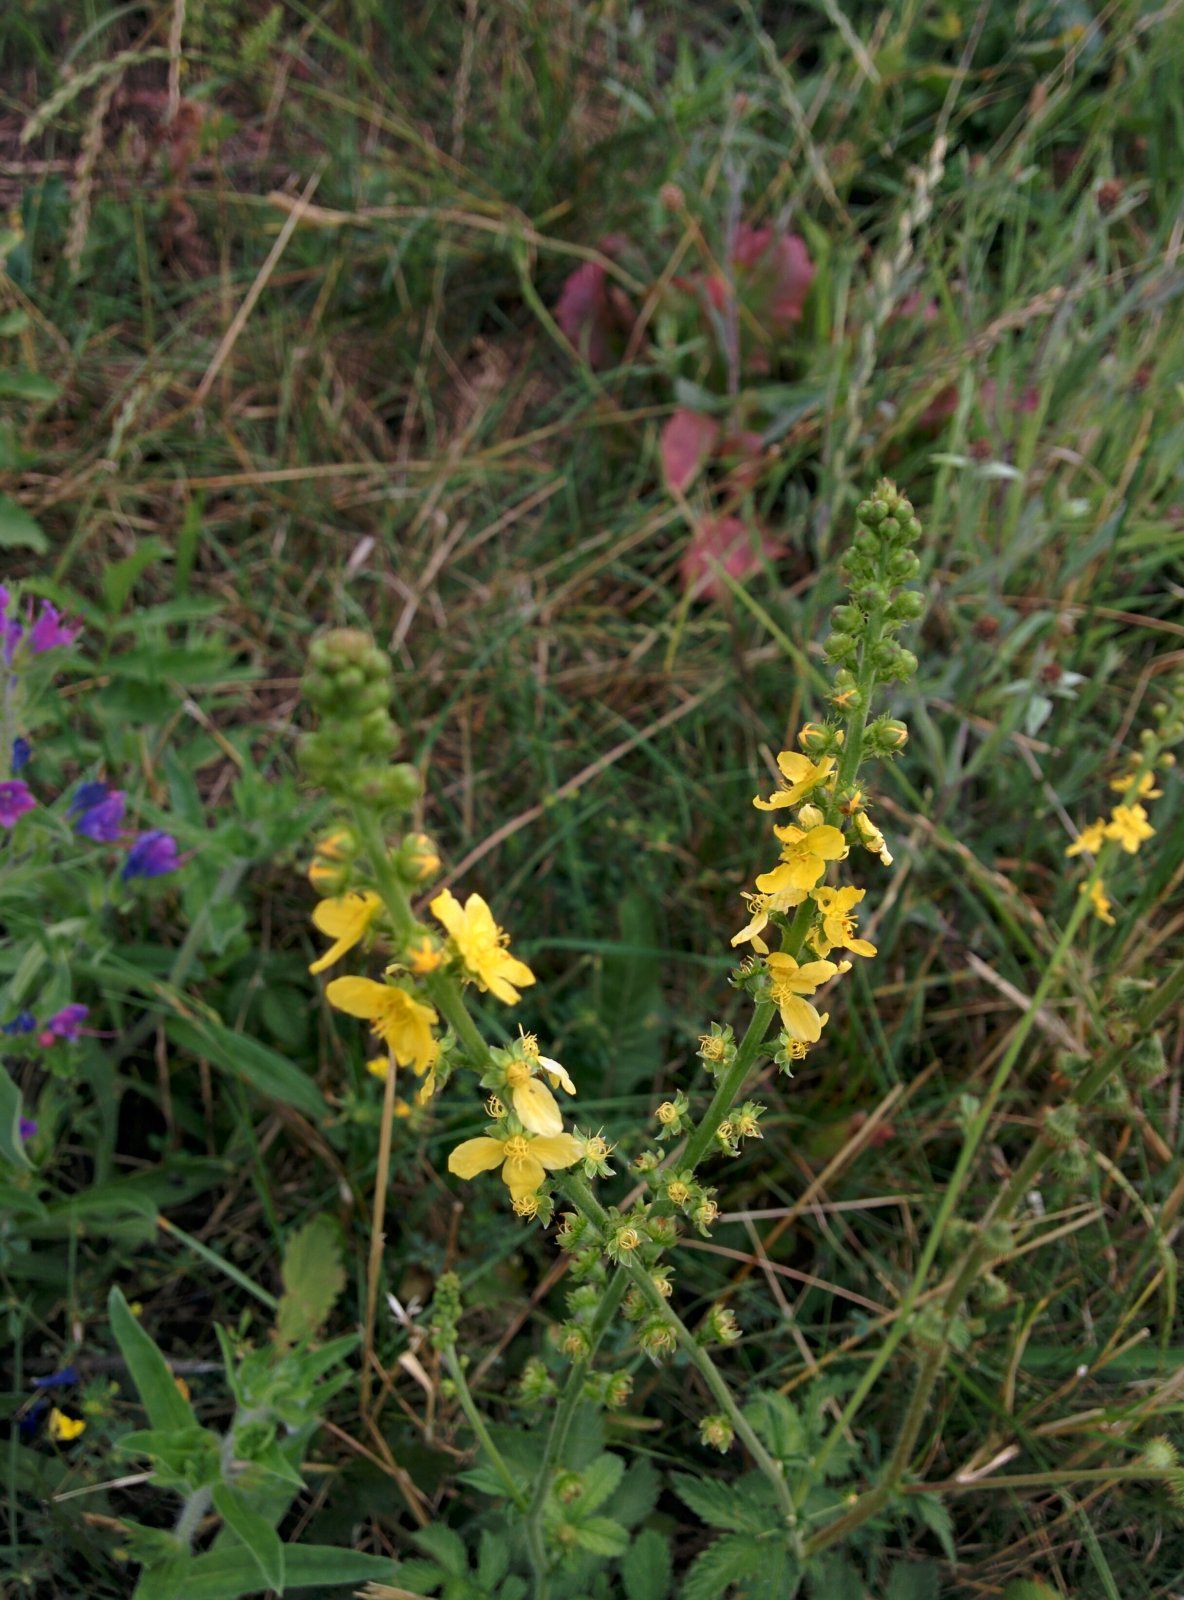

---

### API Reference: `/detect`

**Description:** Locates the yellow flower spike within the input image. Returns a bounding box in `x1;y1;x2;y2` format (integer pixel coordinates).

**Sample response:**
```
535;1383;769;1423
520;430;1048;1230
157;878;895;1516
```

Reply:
47;1409;86;1442
810;886;877;959
449;1129;582;1202
765;952;840;1042
326;977;438;1075
756;823;847;895
1110;769;1162;800
429;888;536;1004
1082;879;1116;926
504;1059;564;1136
309;891;384;975
753;751;836;812
1065;818;1106;858
1104;803;1155;854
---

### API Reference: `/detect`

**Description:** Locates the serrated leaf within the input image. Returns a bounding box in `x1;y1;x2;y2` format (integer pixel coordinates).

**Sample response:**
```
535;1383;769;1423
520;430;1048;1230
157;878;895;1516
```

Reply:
807;1556;864;1599
680;1534;763;1600
0;493;47;553
570;1515;629;1558
477;1529;510;1587
671;1473;770;1533
109;1287;198;1433
912;1491;955;1561
610;1457;661;1528
412;1523;468;1577
884;1560;940;1600
211;1484;284;1593
275;1214;345;1349
622;1527;672;1600
572;1452;626;1514
743;1391;807;1462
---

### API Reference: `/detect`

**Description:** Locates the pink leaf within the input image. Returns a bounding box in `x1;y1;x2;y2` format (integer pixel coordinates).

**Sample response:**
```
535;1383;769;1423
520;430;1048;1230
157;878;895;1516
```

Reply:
680;515;787;601
661;408;720;495
553;236;632;370
732;225;815;330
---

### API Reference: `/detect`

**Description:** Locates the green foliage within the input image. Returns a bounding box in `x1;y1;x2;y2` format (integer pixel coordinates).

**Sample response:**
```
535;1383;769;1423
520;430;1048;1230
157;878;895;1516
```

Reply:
274;1214;347;1349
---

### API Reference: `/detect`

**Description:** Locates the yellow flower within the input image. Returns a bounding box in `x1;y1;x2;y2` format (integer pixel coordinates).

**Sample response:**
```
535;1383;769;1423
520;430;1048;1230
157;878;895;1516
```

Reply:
756;823;847;895
753;751;836;812
730;884;808;953
325;977;438;1075
47;1408;86;1442
449;1129;582;1202
503;1060;565;1136
810;886;877;959
1065;818;1106;858
518;1029;576;1094
1104;803;1154;854
309;891;383;975
430;888;536;1004
1081;879;1116;926
405;933;446;975
1110;769;1162;800
852;809;892;866
765;952;840;1042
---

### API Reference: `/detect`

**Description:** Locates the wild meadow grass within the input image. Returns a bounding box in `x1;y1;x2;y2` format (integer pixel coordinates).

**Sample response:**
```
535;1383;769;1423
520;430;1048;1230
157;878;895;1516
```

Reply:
2;2;1184;1595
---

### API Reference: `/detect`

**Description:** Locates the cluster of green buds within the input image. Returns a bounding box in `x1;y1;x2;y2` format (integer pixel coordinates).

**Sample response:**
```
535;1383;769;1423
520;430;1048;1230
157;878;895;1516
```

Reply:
299;628;422;809
826;480;923;713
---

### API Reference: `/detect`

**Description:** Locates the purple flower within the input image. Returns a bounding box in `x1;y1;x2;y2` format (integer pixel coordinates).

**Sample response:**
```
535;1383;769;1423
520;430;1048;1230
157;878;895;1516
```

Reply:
122;830;179;881
0;585;20;664
45;1004;88;1040
28;600;81;655
32;1367;80;1390
18;1116;37;1141
68;781;110;819
11;737;31;773
1;1010;37;1035
74;790;126;842
0;780;35;827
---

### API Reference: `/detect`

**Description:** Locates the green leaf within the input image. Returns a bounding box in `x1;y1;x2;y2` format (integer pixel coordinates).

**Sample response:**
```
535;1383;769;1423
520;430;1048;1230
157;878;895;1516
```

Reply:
0;310;31;334
165;1016;325;1119
0;492;47;553
211;1484;284;1594
1002;1585;1062;1600
108;1286;198;1433
912;1491;955;1561
412;1523;468;1577
572;1452;625;1514
477;1530;510;1588
570;1515;629;1558
884;1560;940;1600
597;891;665;1094
0;1065;32;1170
610;1457;661;1528
806;1556;863;1600
743;1391;808;1462
102;538;169;613
622;1527;672;1600
275;1214;346;1349
680;1535;761;1600
150;1542;400;1598
670;1473;770;1533
0;369;59;401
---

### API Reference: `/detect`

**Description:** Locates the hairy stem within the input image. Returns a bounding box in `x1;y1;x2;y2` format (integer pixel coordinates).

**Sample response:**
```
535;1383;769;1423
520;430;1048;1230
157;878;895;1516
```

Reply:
440;1343;529;1513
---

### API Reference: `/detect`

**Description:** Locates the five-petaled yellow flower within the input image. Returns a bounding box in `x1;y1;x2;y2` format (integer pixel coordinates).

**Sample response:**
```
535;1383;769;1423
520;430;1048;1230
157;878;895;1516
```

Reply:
765;952;840;1042
449;1129;582;1202
730;885;807;954
325;977;438;1075
47;1408;86;1442
756;822;847;895
753;752;836;812
309;891;383;975
810;885;877;959
430;888;536;1003
1109;770;1162;800
1104;804;1154;854
1065;818;1106;858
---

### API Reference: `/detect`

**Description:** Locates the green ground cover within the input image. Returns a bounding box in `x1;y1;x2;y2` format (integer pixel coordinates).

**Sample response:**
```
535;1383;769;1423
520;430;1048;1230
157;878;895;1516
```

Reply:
2;1;1184;1595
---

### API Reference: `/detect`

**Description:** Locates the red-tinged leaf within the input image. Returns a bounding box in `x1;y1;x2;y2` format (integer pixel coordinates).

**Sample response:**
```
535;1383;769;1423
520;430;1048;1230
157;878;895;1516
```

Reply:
733;224;815;331
554;235;632;369
680;515;787;601
661;408;720;494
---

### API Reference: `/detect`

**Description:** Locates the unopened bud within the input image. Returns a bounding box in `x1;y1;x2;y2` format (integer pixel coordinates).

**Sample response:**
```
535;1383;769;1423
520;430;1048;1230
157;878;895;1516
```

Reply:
699;1414;734;1452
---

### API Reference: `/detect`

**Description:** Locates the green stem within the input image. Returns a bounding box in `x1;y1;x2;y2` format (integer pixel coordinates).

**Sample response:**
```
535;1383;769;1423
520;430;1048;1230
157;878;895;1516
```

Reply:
427;971;495;1072
561;1174;800;1543
526;1270;629;1600
440;1343;529;1512
352;807;415;941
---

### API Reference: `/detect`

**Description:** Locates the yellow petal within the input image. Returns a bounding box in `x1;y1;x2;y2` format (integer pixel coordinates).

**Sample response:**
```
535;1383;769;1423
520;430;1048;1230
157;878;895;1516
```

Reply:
794;959;840;989
540;1055;576;1095
47;1408;86;1442
804;825;847;860
429;888;464;937
753;790;796;811
756;858;825;894
449;1136;507;1180
512;1077;564;1136
311;892;381;939
324;976;386;1019
485;952;537;1005
503;1151;547;1200
848;937;877;958
366;1055;392;1080
529;1133;583;1170
777;993;824;1042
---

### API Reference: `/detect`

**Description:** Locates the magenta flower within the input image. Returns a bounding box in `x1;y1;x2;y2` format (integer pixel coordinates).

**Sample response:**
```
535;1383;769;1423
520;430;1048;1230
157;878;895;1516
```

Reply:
45;1004;88;1040
122;830;179;881
28;601;82;655
0;780;35;827
19;1117;37;1141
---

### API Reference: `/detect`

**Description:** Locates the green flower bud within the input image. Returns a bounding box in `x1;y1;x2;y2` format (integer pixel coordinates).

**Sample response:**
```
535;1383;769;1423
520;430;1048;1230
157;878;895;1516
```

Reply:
638;1318;678;1362
603;1371;633;1409
429;1271;463;1350
1044;1103;1080;1148
1128;1033;1166;1085
699;1414;734;1452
